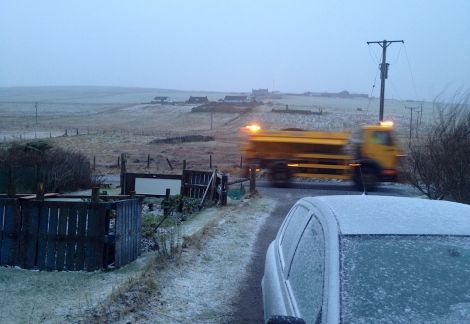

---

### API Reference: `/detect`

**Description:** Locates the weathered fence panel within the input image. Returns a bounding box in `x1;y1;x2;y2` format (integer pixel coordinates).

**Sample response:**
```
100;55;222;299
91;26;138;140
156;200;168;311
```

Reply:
114;199;141;268
0;197;141;271
75;206;88;270
0;199;20;266
65;208;78;270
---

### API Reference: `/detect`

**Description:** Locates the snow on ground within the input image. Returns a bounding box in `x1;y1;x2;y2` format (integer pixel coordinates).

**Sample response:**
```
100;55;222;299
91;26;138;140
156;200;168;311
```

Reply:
0;254;154;323
123;196;276;323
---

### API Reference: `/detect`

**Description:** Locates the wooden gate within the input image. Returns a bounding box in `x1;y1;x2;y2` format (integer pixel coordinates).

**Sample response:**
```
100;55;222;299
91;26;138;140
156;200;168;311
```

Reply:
121;170;228;205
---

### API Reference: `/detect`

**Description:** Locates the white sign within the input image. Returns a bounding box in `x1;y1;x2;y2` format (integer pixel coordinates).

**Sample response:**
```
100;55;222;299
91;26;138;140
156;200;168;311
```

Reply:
135;178;181;195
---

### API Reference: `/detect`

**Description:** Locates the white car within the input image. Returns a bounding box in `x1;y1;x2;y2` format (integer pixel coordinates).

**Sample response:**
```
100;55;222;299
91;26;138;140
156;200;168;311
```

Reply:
262;195;470;324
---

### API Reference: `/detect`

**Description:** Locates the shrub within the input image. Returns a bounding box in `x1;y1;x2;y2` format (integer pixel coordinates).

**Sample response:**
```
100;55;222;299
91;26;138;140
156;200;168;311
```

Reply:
405;93;470;204
0;140;98;193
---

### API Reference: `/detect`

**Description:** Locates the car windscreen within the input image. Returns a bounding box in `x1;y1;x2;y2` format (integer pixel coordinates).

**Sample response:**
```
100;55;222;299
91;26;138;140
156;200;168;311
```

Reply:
340;235;470;323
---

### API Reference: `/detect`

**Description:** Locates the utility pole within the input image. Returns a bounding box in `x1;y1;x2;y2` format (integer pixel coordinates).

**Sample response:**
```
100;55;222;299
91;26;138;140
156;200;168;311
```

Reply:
35;102;38;139
405;106;421;143
367;40;404;121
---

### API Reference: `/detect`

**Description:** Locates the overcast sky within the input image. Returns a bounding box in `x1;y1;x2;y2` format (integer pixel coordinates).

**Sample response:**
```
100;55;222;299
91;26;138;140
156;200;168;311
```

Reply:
1;1;469;101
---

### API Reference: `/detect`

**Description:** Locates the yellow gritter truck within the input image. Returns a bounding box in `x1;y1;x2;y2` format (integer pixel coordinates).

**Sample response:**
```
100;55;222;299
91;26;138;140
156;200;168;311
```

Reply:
242;122;402;189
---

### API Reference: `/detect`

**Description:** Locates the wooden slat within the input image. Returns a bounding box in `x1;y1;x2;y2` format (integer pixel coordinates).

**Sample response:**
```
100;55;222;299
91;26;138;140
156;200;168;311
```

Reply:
74;206;87;270
134;199;140;259
45;207;59;271
55;207;69;271
0;200;4;265
36;206;50;269
129;200;135;262
85;205;105;271
127;200;132;263
137;199;142;256
22;201;41;269
114;202;123;268
120;201;126;267
124;201;129;265
65;208;78;270
84;206;95;271
0;200;20;266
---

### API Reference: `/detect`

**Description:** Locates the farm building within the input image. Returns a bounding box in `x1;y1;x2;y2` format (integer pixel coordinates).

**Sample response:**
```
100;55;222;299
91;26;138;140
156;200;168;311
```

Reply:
223;95;249;103
186;96;209;104
151;96;171;104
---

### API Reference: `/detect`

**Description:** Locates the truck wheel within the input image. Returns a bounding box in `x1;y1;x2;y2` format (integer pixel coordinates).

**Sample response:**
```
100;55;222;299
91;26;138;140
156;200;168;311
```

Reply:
354;166;378;191
269;164;291;187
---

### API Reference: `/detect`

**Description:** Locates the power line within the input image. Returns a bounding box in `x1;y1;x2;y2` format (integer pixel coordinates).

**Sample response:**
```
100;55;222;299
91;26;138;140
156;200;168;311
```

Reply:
405;105;422;144
403;44;420;100
366;69;380;111
367;45;381;65
391;43;404;65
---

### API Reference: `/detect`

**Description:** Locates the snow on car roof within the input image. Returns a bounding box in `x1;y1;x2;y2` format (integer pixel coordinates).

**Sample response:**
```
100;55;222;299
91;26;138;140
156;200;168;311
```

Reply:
306;195;470;235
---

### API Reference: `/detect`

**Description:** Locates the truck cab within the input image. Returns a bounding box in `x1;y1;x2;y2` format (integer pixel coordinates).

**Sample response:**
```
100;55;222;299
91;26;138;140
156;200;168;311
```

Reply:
358;123;401;182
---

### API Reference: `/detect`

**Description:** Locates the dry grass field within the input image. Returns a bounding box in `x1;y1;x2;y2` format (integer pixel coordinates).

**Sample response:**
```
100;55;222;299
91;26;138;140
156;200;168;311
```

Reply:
0;86;434;175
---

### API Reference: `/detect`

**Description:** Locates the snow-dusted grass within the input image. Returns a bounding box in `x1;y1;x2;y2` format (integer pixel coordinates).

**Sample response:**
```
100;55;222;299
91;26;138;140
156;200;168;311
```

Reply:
0;253;154;323
124;196;276;323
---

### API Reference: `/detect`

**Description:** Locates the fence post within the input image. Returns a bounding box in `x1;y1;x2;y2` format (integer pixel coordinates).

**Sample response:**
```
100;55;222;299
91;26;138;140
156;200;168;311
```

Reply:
182;160;186;170
147;154;150;168
209;154;212;169
91;187;100;203
240;155;243;168
65;129;68;136
166;158;173;170
36;182;45;201
221;175;228;206
209;169;217;201
120;153;127;195
249;166;256;193
93;156;96;171
163;188;171;216
7;165;16;197
117;156;120;168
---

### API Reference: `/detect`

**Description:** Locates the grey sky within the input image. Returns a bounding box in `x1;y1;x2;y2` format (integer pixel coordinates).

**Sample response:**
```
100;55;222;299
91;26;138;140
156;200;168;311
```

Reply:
1;0;469;101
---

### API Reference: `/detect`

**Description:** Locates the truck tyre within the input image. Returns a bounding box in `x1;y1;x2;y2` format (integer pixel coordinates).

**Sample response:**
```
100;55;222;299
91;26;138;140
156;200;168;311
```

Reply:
353;165;378;191
269;163;291;187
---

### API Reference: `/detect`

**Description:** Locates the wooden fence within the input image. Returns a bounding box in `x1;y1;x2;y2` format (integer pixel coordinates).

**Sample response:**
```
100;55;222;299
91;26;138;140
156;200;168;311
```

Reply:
0;197;141;271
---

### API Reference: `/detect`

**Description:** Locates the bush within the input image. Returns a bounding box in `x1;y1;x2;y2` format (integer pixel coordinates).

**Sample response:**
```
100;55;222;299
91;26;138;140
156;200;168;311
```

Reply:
405;93;470;203
0;140;98;193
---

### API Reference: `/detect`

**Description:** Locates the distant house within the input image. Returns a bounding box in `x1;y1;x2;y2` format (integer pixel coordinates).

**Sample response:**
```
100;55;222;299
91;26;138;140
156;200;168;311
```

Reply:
318;91;368;99
224;95;248;103
186;96;209;104
151;96;171;104
252;89;269;98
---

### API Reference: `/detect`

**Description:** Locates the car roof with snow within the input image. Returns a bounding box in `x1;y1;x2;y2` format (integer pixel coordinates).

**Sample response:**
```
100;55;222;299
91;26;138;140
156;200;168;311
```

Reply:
304;195;470;235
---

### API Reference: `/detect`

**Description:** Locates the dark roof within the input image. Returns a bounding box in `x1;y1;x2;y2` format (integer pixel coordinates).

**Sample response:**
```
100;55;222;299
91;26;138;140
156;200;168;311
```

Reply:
187;96;209;103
